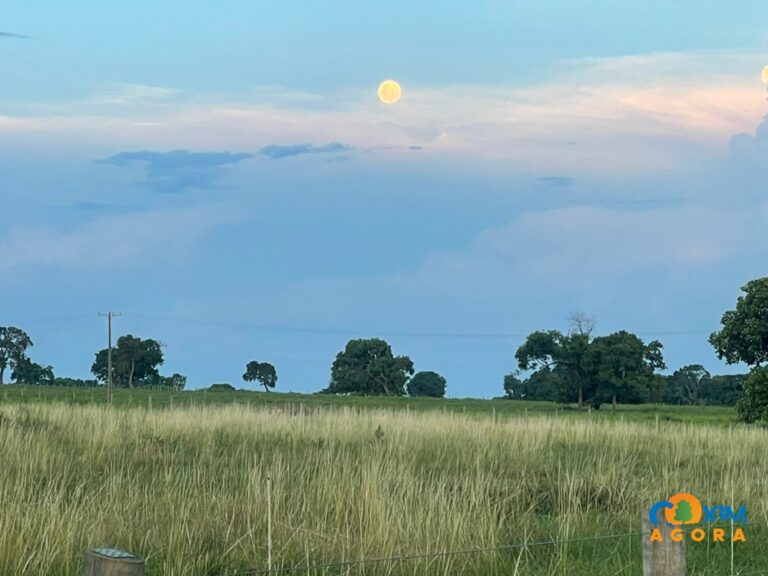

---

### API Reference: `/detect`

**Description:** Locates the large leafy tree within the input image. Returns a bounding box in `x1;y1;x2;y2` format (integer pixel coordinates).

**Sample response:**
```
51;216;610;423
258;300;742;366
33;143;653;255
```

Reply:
736;367;768;423
327;338;414;396
408;371;447;398
11;357;55;386
711;278;768;421
0;327;33;386
91;335;164;388
515;318;595;406
504;369;562;401
664;365;711;405
710;278;768;367
588;331;665;409
243;361;277;392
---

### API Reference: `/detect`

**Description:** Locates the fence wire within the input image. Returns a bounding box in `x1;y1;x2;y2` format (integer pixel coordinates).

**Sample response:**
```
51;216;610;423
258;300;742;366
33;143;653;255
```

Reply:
236;520;768;576
235;530;646;575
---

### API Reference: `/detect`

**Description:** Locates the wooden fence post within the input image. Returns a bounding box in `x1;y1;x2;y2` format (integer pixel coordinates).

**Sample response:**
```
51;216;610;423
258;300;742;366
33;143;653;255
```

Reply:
642;509;686;576
83;548;144;576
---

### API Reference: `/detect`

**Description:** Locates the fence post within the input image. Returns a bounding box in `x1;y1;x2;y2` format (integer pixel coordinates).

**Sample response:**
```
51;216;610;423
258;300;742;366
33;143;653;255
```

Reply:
642;509;686;576
83;548;144;576
267;476;273;572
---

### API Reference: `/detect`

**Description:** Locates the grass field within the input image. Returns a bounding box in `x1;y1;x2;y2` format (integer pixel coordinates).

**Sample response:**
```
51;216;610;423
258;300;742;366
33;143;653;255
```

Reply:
0;384;738;425
0;387;764;575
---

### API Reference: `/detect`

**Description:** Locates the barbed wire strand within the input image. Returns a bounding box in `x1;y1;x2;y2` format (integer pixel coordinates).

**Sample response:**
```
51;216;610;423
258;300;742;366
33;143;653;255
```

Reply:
235;521;768;576
234;530;647;575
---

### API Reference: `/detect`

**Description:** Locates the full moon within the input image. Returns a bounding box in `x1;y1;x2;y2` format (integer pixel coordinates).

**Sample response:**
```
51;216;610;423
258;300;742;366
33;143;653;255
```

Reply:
763;66;768;85
378;80;402;104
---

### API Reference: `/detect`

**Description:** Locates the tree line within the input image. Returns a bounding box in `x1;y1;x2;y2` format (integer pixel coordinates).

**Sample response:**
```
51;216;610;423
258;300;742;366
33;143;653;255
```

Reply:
505;360;744;407
1;276;768;421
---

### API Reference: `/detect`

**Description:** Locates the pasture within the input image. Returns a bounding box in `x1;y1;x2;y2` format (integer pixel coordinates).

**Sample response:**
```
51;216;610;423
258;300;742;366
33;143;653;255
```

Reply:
0;391;764;575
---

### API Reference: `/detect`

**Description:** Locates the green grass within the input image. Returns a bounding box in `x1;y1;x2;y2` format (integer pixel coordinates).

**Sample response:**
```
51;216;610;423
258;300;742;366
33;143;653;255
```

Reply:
0;384;738;426
0;388;764;575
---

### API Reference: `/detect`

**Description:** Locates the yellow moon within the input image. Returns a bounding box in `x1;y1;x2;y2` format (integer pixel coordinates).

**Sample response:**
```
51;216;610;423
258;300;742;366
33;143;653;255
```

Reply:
378;80;402;104
763;66;768;85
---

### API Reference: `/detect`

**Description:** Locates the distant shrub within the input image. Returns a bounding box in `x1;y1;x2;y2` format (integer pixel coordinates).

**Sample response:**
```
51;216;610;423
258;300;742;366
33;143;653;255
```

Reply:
208;383;236;392
408;371;447;398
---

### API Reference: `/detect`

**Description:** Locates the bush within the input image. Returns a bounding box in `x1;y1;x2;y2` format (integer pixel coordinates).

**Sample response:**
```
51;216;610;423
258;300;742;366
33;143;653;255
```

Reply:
736;367;768;423
207;383;236;392
408;371;447;398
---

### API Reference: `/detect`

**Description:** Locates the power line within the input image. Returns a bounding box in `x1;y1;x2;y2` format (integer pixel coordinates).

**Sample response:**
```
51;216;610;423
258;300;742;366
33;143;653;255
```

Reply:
5;313;101;325
126;313;713;341
1;311;715;340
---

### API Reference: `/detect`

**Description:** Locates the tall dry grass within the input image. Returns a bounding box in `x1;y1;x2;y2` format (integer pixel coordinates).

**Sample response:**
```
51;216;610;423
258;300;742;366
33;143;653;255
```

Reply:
0;403;765;575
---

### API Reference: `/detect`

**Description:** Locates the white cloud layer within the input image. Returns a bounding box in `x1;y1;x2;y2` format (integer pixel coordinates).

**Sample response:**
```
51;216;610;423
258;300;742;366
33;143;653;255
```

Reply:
406;204;762;297
0;203;239;272
1;51;766;174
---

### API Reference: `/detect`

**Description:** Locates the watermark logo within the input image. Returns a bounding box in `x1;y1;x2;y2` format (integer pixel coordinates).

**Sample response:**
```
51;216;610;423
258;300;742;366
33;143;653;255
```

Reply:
648;493;747;543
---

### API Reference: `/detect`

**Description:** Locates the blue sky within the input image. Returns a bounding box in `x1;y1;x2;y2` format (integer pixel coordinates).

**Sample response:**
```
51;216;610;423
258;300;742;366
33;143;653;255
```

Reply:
1;1;768;395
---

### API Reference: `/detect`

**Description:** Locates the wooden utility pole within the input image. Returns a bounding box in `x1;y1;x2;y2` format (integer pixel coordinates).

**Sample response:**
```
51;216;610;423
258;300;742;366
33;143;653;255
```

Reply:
99;312;121;404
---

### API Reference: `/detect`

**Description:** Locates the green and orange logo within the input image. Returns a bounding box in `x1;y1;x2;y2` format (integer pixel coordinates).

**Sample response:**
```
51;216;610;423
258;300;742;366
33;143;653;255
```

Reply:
648;493;747;543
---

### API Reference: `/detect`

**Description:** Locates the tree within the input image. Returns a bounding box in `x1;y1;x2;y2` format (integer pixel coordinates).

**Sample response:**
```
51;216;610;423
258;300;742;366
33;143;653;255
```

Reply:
243;361;277;392
408;371;447;398
208;383;236;392
52;377;98;388
166;373;187;391
504;369;561;401
516;325;594;407
710;278;768;367
148;372;187;390
736;367;768;423
91;335;164;388
327;338;414;396
11;357;54;385
589;331;665;409
701;374;745;406
665;365;711;405
0;327;33;386
711;279;768;422
503;372;523;399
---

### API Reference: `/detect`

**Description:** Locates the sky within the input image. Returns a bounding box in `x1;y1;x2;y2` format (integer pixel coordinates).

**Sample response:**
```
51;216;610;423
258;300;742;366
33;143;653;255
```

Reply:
1;1;768;396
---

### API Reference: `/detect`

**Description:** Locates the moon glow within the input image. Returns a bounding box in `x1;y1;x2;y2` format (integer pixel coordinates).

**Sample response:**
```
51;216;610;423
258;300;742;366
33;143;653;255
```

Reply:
378;80;402;104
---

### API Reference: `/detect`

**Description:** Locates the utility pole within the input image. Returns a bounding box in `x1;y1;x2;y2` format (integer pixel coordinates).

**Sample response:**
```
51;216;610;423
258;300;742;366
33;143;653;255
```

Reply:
99;312;121;404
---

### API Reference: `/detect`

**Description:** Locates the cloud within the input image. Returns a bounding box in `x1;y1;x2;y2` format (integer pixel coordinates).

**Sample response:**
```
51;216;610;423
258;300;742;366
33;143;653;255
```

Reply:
0;203;239;272
403;204;759;299
729;115;768;168
0;32;28;39
86;84;179;106
2;51;766;175
259;142;353;160
97;149;253;192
